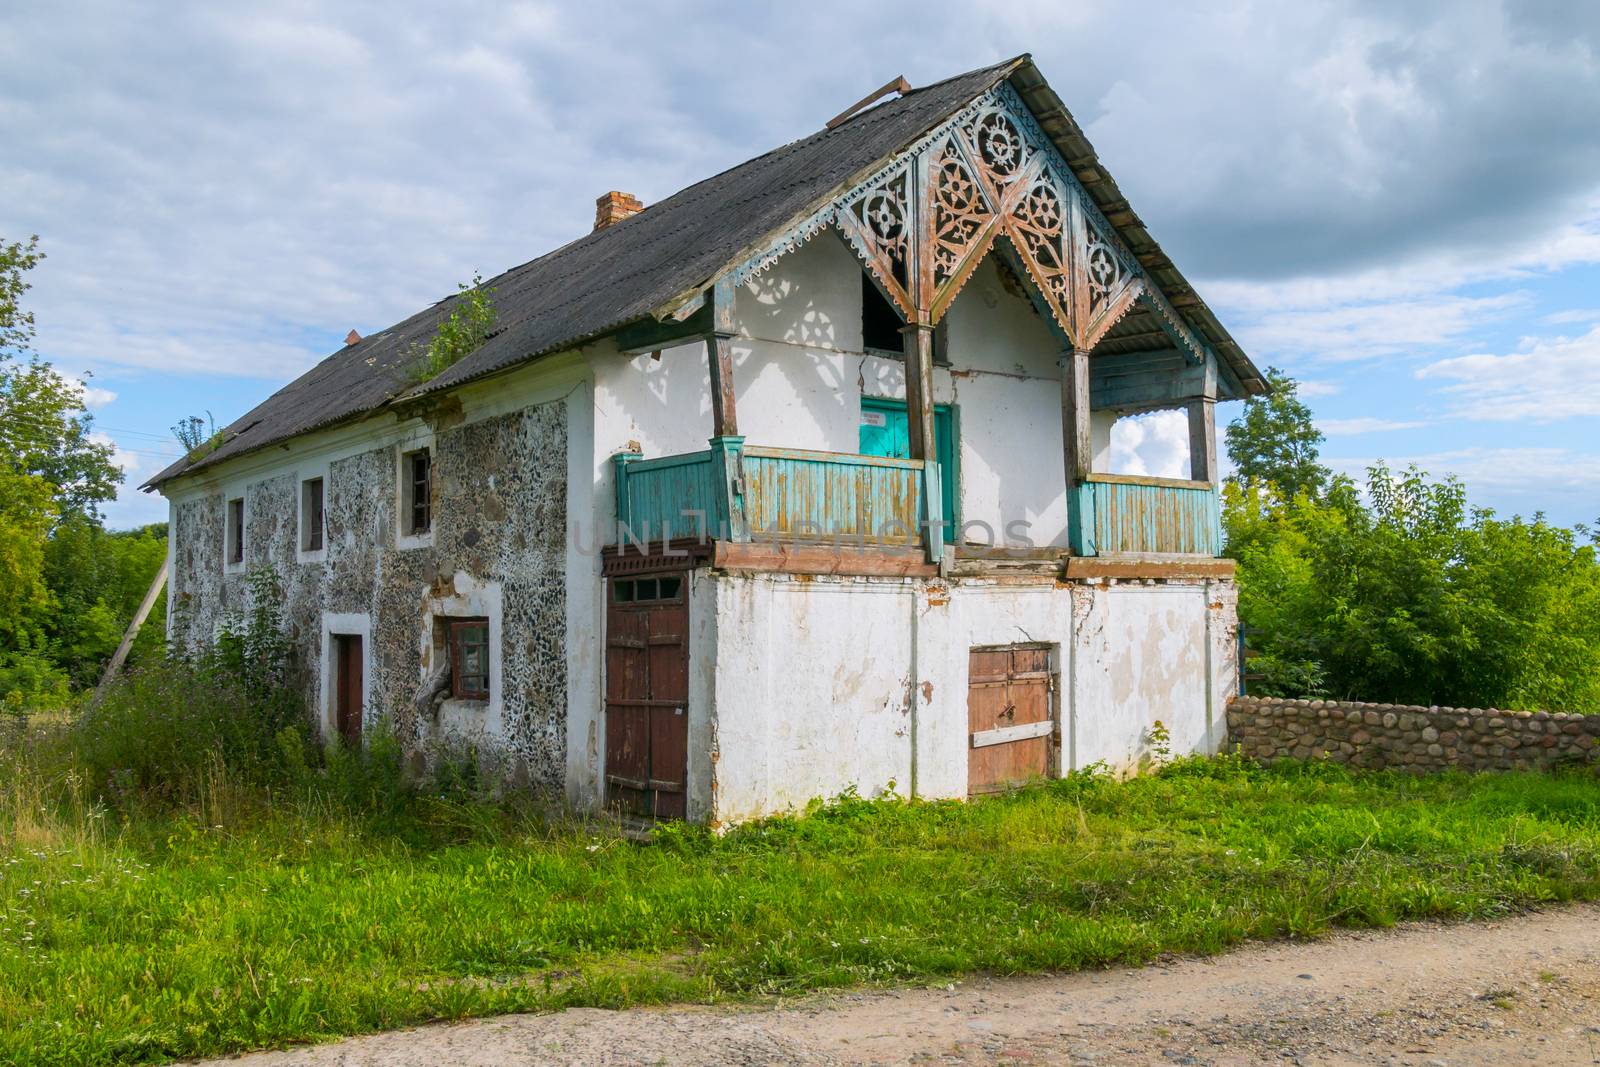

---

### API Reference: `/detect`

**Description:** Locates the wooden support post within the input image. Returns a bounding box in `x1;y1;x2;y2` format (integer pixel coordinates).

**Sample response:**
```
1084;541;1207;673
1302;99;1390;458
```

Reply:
902;321;941;563
705;332;738;438
612;449;642;537
705;276;739;439
1061;347;1093;556
708;434;748;542
97;558;168;692
1187;397;1218;484
1061;347;1092;483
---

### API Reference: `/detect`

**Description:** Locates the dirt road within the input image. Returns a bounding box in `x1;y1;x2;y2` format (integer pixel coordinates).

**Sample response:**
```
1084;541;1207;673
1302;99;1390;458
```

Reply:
208;905;1600;1066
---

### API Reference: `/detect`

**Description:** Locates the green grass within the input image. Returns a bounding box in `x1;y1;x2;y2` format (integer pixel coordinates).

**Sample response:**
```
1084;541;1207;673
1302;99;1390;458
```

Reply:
5;756;1600;1065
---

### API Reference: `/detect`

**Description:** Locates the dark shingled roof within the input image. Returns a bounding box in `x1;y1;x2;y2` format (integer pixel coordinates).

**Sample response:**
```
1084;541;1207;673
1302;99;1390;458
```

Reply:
147;55;1263;490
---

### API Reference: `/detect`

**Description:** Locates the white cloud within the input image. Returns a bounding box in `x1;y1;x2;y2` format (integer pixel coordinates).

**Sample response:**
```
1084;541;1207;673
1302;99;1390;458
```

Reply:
1220;291;1528;364
1327;446;1600;522
1417;325;1600;421
78;383;116;409
89;430;138;479
1320;417;1426;435
1109;410;1191;479
1542;307;1600;325
1295;379;1341;399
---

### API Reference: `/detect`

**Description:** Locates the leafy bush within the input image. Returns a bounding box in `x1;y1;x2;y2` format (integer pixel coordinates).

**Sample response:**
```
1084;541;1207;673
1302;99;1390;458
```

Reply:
1227;463;1600;712
409;274;495;384
71;657;306;805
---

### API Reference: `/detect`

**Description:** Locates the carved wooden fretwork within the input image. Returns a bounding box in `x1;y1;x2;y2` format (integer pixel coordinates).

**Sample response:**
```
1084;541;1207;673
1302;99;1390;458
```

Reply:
836;164;916;318
730;82;1205;360
926;136;1003;319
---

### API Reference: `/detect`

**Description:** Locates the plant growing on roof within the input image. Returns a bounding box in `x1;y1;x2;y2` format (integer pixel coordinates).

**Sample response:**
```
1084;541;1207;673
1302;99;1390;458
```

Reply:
172;411;224;463
410;274;496;385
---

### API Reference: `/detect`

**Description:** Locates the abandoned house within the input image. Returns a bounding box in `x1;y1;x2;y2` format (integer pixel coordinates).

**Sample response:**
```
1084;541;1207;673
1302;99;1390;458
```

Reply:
145;55;1268;826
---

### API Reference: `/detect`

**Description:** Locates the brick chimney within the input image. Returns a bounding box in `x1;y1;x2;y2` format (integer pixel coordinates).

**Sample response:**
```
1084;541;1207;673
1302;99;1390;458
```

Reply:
594;190;644;231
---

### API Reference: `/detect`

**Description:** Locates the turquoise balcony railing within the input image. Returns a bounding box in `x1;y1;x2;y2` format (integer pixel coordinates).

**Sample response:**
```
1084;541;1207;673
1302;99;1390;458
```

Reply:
612;439;937;553
1071;473;1222;556
613;445;1219;560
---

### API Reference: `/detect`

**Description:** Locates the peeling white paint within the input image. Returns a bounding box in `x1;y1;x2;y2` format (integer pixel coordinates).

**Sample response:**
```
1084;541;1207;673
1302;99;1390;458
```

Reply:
699;572;1236;825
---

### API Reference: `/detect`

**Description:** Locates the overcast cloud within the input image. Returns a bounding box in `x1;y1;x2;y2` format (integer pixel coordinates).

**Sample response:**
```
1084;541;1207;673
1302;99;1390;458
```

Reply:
2;0;1597;526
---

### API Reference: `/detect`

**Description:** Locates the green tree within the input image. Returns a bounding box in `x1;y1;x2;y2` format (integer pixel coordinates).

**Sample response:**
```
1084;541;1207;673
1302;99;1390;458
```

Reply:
42;518;168;688
0;235;121;521
1224;367;1329;501
1227;462;1600;712
0;236;128;703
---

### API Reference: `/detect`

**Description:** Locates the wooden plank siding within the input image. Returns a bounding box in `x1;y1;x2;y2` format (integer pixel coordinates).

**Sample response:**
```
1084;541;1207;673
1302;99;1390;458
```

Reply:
1076;474;1221;556
614;450;720;540
613;449;1221;558
613;445;927;548
739;446;925;546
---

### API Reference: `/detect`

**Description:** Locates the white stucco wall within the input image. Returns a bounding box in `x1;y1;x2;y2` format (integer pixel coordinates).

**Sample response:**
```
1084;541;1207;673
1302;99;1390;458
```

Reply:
588;232;1078;550
699;571;1237;826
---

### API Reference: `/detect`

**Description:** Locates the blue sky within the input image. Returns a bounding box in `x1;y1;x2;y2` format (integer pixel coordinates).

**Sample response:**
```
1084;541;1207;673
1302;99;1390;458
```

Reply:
3;1;1597;529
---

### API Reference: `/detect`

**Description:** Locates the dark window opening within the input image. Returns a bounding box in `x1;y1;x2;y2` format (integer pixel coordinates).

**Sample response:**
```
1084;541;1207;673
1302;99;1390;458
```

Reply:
611;574;683;604
301;477;324;552
405;449;431;535
862;273;904;353
448;618;490;700
227;498;244;564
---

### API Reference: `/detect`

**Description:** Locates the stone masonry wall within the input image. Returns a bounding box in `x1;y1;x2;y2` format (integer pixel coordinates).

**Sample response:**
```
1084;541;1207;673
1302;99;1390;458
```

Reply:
166;400;569;790
1228;695;1600;772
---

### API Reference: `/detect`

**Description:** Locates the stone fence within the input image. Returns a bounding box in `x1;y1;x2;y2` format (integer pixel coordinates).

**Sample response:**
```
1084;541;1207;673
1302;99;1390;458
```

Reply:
1227;695;1600;773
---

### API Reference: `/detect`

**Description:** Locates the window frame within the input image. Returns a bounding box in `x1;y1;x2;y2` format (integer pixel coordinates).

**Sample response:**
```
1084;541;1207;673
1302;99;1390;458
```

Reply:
397;445;433;549
447;617;490;701
225;496;246;568
299;476;325;555
610;573;685;605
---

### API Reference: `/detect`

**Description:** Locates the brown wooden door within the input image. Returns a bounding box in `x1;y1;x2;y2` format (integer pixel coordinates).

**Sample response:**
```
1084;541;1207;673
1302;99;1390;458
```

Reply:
968;645;1052;794
605;574;689;820
334;634;363;747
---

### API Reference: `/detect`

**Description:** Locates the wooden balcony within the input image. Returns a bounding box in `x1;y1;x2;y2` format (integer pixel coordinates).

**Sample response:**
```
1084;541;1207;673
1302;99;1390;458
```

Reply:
612;443;1219;564
1073;473;1222;556
613;439;939;554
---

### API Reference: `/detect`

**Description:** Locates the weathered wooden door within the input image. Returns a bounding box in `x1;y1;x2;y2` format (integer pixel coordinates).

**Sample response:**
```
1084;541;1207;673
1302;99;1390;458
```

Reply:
605;573;689;820
968;645;1052;794
334;634;363;747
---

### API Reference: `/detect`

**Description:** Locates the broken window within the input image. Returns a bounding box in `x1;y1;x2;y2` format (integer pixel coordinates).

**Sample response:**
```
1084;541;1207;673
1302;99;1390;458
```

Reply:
226;497;245;564
861;273;949;364
448;618;490;700
862;273;904;353
300;477;324;552
403;448;431;536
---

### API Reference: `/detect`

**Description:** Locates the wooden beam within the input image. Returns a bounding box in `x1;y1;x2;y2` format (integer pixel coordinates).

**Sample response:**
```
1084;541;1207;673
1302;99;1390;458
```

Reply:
706;333;737;438
901;323;937;465
613;303;711;354
714;539;935;578
97;558;168;692
1061;347;1091;484
1188;397;1217;483
705;276;738;438
1064;556;1236;581
825;75;913;130
901;321;941;563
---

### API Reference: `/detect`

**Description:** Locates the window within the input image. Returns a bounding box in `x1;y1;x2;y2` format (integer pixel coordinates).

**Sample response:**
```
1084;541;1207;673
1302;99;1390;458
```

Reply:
448;618;490;700
226;497;245;564
403;448;431;536
862;273;904;352
611;575;683;604
300;477;324;553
